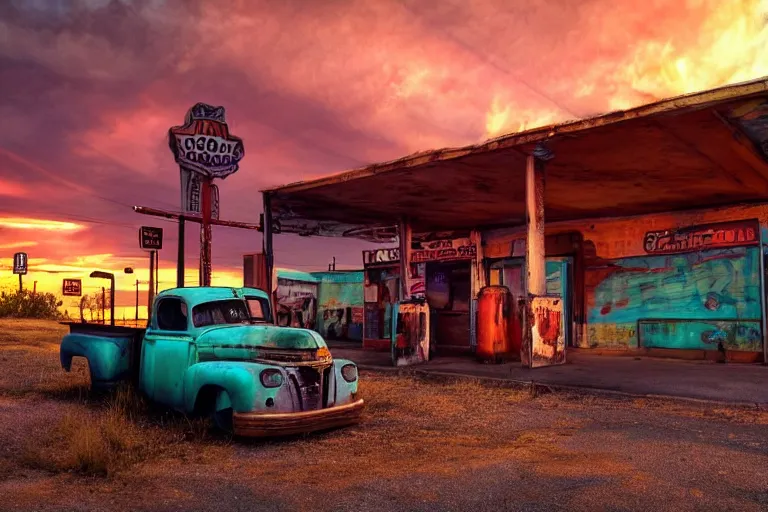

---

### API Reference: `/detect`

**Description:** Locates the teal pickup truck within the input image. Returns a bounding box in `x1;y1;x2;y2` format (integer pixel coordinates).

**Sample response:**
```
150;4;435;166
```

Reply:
60;286;364;437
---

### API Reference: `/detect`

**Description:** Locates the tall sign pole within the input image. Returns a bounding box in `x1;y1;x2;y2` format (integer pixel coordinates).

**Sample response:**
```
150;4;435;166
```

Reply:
13;252;27;292
168;103;244;288
200;179;212;286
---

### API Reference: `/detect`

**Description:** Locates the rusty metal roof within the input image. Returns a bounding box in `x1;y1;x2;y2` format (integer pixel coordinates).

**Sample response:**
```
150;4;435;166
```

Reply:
265;77;768;241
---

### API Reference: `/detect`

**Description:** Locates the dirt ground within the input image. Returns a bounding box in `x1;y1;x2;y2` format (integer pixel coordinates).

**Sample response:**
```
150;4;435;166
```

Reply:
1;319;768;512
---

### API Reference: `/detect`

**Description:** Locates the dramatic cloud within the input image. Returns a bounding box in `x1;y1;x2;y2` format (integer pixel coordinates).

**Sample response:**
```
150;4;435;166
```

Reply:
0;0;766;310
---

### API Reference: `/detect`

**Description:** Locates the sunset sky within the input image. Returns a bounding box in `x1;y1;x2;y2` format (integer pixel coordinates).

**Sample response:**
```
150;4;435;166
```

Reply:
1;0;766;318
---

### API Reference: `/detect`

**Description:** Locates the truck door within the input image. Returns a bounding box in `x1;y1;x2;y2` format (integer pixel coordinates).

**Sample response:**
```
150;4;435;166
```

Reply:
141;296;193;408
529;258;570;368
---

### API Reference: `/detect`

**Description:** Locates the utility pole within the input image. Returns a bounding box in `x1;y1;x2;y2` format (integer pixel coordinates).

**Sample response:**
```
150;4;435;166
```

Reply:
177;215;185;288
33;281;37;294
135;279;139;322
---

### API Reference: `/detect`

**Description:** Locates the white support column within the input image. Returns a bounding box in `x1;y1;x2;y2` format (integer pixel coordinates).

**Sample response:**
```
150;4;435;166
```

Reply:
523;153;546;367
526;155;546;296
398;219;412;302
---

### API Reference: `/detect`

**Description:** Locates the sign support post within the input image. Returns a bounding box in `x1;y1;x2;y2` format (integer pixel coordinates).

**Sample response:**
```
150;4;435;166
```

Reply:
139;226;163;323
148;250;155;321
200;178;213;286
13;252;27;293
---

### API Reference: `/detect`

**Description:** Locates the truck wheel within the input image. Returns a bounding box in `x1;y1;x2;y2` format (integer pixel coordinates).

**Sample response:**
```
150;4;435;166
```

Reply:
213;407;234;434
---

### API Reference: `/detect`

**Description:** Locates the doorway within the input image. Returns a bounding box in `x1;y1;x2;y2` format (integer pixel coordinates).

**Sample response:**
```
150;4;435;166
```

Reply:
425;261;472;354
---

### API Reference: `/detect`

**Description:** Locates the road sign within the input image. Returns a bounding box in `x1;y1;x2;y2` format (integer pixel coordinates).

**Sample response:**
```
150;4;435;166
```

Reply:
62;279;82;297
12;252;27;275
139;226;163;251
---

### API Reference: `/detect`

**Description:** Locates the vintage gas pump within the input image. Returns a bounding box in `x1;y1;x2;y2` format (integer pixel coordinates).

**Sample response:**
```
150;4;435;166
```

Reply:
390;298;430;366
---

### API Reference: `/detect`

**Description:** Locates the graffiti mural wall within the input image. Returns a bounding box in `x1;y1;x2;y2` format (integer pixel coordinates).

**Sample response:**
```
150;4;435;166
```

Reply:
274;270;364;341
314;271;364;341
585;246;762;351
275;271;318;329
483;206;767;355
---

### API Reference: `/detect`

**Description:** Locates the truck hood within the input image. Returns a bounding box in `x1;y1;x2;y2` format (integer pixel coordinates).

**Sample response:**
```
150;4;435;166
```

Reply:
195;324;330;365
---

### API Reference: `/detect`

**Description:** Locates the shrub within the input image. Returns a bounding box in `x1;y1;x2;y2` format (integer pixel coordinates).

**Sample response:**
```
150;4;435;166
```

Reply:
0;289;63;319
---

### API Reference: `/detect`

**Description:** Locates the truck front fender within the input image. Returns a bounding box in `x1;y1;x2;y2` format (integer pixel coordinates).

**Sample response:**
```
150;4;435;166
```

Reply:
60;333;134;391
332;358;360;406
183;362;297;415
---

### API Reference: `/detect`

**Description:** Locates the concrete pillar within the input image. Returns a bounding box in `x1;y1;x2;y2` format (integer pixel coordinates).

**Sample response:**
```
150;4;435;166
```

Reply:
526;155;546;295
398;219;412;301
522;153;546;367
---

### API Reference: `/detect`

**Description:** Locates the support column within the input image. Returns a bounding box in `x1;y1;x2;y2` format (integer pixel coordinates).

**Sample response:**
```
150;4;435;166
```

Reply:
177;215;185;288
760;229;768;365
398;219;412;301
522;154;546;367
262;193;276;319
469;230;485;349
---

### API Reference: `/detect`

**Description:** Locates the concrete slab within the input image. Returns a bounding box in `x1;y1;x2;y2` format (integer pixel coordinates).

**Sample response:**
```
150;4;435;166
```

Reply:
330;347;768;405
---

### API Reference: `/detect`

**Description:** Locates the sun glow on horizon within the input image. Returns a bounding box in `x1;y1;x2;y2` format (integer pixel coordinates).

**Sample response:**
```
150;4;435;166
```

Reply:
0;217;85;231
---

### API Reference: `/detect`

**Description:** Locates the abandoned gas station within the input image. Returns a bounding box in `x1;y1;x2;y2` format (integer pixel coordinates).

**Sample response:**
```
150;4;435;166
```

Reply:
260;77;768;369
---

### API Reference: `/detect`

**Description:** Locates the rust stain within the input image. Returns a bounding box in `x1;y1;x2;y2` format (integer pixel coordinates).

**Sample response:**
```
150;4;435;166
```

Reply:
534;304;561;346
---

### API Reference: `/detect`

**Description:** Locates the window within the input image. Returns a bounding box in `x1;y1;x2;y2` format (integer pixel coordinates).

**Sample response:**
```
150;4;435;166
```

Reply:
156;298;188;331
192;300;250;328
245;296;271;322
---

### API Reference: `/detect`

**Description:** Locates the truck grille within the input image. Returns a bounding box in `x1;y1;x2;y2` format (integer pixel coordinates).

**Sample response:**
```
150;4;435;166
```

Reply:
290;364;332;411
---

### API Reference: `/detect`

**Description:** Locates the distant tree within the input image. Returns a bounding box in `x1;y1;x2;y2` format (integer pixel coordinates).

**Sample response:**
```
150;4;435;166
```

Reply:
95;289;112;324
78;293;99;322
0;290;63;319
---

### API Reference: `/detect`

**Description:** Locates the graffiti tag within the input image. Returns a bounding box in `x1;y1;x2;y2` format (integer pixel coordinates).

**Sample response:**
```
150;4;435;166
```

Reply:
363;238;477;266
643;219;759;254
363;248;400;265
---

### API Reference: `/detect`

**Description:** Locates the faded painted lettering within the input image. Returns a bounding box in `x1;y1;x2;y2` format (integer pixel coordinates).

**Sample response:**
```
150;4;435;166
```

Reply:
643;219;759;254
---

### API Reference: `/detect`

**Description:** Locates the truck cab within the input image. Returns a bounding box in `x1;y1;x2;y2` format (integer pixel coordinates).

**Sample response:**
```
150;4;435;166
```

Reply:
60;286;364;437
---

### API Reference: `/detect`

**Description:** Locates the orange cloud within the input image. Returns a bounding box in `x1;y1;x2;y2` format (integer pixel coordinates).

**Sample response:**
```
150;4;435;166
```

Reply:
0;217;85;231
0;241;38;250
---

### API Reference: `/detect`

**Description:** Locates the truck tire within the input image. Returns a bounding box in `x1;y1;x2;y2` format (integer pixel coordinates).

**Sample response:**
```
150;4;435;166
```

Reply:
213;407;234;434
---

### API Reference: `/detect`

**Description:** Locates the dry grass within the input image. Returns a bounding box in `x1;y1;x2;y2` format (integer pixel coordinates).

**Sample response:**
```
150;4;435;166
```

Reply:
18;383;225;478
0;319;228;478
0;319;90;398
234;373;569;493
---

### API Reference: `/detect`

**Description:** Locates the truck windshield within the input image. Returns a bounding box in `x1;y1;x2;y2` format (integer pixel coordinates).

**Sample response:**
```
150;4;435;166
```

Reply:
192;300;251;328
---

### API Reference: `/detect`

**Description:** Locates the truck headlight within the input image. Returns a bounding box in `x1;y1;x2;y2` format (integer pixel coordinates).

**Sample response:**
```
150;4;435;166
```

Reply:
260;369;283;388
341;364;358;383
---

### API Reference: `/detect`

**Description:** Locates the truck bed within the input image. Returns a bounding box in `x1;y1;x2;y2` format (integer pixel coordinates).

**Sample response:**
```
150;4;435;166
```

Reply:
60;322;146;386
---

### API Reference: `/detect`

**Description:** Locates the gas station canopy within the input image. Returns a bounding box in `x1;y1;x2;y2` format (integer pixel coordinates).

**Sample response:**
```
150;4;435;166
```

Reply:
264;77;768;242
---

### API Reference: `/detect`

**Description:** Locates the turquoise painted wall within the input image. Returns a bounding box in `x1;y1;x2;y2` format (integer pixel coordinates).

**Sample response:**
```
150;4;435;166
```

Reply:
586;246;762;351
311;271;364;341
